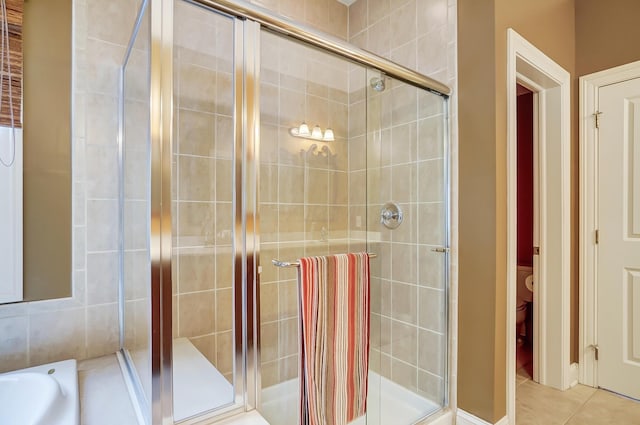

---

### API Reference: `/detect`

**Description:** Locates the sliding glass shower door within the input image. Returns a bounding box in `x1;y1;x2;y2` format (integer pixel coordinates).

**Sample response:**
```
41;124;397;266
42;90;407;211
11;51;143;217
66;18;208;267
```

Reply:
257;29;365;424
171;1;241;421
256;28;449;425
366;74;449;424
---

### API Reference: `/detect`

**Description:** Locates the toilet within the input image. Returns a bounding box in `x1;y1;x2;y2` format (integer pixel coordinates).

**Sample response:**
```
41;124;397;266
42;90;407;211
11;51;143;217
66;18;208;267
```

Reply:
516;265;534;338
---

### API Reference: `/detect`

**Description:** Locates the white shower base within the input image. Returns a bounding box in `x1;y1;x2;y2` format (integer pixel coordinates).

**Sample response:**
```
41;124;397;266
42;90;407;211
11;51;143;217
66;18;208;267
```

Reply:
173;337;234;421
260;372;440;425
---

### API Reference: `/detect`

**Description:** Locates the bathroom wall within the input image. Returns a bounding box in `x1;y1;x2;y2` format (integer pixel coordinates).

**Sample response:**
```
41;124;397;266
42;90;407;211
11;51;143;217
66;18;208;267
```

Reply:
575;0;640;77
347;0;457;404
258;30;352;387
171;1;236;383
0;0;142;373
457;0;575;421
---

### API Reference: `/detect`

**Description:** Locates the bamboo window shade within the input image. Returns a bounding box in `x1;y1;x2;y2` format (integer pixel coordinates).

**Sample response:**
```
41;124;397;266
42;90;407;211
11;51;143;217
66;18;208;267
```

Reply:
0;0;22;128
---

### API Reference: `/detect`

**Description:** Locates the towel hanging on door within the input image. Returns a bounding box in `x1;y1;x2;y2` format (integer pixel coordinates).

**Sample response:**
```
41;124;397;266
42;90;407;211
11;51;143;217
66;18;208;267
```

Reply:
298;252;371;425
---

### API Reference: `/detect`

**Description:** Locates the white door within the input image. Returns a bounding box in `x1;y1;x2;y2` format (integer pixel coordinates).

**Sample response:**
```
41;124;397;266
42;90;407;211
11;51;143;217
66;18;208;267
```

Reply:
597;76;640;400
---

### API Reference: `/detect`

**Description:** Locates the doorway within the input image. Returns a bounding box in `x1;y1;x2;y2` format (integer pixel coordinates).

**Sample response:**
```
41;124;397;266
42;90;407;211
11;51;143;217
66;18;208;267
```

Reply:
507;29;572;424
516;84;535;381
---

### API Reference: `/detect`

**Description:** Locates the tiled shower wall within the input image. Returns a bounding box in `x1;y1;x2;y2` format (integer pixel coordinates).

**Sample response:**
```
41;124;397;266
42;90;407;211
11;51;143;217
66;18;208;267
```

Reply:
258;31;353;388
347;0;457;404
0;0;142;372
171;1;236;382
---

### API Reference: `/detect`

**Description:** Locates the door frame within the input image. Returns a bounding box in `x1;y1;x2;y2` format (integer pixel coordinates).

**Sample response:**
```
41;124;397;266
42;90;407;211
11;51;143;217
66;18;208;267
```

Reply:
507;29;572;423
579;59;640;387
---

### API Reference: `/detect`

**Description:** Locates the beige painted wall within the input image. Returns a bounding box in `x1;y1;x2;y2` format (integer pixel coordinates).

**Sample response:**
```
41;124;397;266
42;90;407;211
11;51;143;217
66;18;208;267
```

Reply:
576;0;640;76
458;0;575;422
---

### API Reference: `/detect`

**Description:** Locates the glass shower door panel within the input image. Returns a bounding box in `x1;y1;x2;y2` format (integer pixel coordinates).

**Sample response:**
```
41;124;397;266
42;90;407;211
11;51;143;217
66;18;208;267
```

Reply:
257;29;368;425
172;1;236;420
366;75;448;425
121;2;152;420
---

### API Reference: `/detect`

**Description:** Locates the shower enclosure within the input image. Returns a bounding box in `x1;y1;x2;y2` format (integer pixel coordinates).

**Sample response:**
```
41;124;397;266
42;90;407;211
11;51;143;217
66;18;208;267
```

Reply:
119;0;450;424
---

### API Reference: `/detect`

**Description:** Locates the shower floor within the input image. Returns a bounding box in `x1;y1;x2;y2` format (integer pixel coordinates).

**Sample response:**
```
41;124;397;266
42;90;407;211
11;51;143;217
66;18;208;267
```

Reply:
260;372;440;425
173;337;233;421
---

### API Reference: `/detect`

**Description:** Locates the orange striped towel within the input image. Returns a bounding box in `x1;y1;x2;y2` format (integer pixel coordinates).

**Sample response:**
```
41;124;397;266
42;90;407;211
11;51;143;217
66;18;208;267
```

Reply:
298;253;371;425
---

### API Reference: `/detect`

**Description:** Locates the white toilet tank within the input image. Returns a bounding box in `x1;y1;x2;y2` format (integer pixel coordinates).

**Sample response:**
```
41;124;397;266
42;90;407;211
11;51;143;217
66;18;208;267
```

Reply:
516;266;534;328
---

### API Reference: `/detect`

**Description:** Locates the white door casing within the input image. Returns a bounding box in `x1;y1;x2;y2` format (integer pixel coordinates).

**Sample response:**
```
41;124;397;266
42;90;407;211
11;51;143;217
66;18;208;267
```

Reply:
507;29;572;424
580;61;640;395
595;77;640;400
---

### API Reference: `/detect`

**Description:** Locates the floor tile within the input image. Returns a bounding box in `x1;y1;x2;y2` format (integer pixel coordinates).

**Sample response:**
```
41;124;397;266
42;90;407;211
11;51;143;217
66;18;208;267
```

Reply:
566;390;640;425
516;381;596;425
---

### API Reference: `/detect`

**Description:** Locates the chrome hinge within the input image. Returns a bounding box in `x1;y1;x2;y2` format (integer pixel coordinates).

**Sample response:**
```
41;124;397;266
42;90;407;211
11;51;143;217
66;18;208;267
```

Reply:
595;229;599;244
533;246;540;255
594;111;603;129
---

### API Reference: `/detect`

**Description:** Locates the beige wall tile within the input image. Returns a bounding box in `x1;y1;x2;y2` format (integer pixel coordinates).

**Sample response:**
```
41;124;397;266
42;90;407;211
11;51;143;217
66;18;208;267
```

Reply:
392;357;417;391
392;282;418;323
280;354;298;381
417;115;445;160
190;334;216;365
349;0;367;38
418;329;443;376
260;322;279;363
279;318;298;357
391;320;417;365
178;155;216;201
177;202;216;246
368;16;391;57
215;115;234;160
327;1;348;40
260;282;279;322
178;291;215;337
0;316;29;372
417;203;445;245
215;288;233;332
30;309;86;366
261;360;279;388
177;248;216;293
86;303;119;358
216;330;234;376
419;287;444;332
390;0;416;47
176;109;215;156
418;369;444;403
305;0;329;34
87;252;119;305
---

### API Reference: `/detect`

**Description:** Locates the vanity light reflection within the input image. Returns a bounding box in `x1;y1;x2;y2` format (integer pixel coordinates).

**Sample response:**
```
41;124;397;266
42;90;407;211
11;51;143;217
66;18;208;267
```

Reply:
289;122;335;141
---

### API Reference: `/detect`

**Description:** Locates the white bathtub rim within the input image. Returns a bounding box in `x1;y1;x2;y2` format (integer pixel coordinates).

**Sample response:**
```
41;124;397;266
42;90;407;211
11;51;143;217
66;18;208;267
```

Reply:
0;358;79;425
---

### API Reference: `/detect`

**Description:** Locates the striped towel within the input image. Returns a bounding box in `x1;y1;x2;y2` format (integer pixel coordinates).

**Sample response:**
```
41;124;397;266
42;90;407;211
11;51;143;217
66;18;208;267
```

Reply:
298;253;371;425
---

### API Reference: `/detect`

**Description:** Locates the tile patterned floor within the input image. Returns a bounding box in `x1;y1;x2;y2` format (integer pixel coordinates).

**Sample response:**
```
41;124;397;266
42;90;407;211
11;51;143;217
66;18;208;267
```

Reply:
516;367;640;424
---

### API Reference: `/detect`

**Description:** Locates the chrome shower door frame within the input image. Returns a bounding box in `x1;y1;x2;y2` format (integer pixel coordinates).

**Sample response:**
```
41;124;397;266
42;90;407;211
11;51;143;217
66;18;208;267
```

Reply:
149;0;174;423
147;0;261;423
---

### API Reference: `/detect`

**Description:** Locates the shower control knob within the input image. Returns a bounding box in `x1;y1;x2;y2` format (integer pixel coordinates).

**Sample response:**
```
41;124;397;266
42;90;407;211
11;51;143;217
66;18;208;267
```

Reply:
380;202;403;229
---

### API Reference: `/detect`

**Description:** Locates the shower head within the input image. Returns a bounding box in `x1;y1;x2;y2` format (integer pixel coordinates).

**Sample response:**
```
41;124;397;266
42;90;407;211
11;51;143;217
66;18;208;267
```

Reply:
370;77;385;92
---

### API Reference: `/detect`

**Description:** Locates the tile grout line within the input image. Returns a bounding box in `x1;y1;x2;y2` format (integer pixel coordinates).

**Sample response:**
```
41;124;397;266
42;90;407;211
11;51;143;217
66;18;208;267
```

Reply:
562;388;600;425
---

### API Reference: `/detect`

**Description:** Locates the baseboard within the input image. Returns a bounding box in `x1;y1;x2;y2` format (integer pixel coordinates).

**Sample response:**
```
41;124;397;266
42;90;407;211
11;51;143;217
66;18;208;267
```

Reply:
569;362;579;387
457;410;508;425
